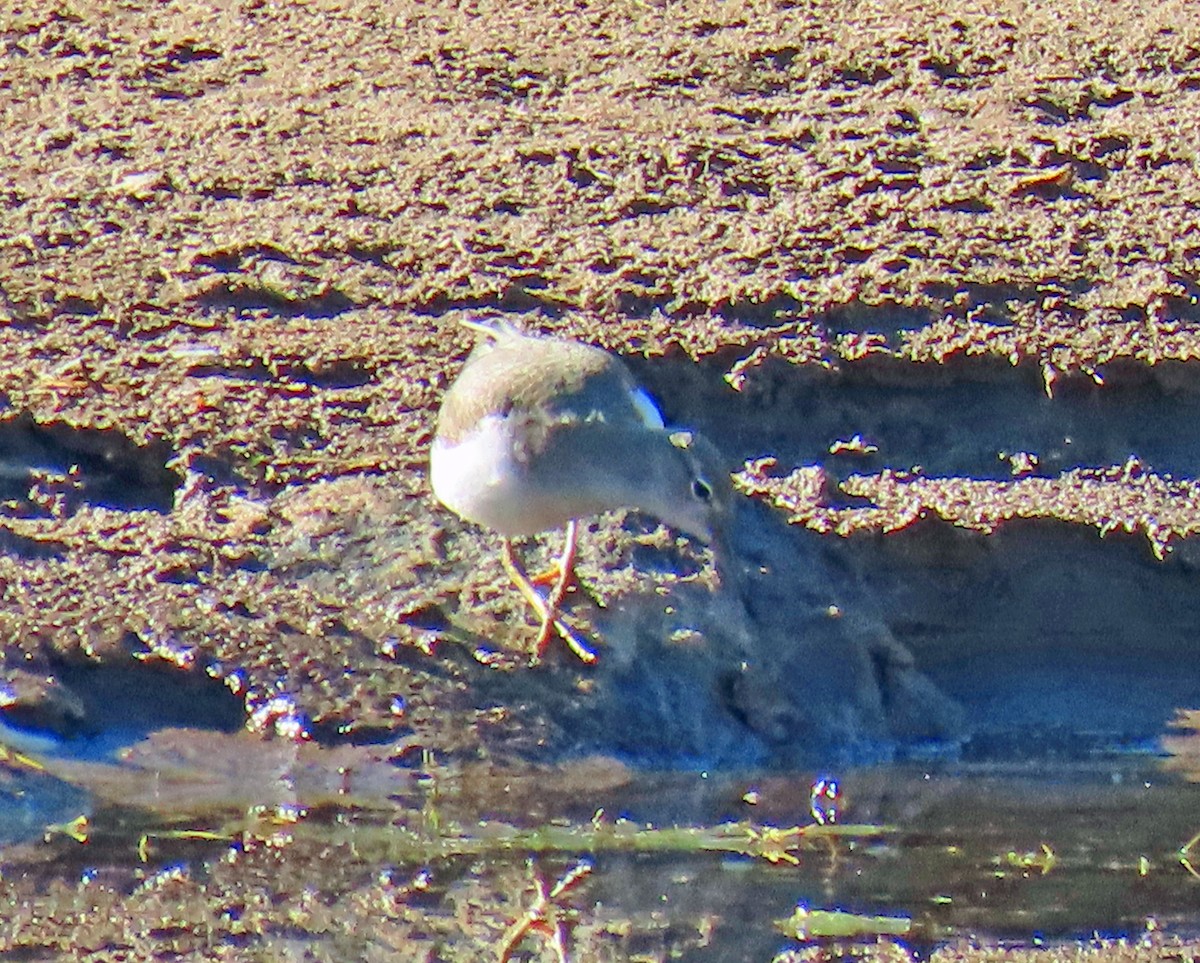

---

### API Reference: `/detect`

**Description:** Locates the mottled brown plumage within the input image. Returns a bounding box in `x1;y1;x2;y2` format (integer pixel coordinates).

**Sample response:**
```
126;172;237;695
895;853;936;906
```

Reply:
433;328;633;447
429;320;731;663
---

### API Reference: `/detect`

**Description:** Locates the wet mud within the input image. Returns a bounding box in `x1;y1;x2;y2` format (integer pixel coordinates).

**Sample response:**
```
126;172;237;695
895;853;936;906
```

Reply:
4;0;1200;957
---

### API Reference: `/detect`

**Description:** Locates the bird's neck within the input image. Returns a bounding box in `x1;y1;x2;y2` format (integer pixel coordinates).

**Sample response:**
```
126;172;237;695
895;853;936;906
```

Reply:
524;422;688;529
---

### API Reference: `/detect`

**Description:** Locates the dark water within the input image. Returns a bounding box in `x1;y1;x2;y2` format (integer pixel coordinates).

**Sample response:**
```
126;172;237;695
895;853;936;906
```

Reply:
3;730;1198;957
586;764;1200;947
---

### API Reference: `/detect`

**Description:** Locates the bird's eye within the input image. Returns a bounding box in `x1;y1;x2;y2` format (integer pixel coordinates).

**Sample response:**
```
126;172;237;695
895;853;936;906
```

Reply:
692;478;713;501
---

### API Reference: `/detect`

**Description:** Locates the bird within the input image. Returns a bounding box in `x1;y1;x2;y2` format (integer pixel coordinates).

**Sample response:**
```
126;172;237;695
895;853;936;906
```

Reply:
429;319;732;664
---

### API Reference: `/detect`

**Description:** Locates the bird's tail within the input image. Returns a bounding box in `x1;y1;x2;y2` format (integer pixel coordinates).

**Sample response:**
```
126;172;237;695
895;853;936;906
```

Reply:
460;317;525;341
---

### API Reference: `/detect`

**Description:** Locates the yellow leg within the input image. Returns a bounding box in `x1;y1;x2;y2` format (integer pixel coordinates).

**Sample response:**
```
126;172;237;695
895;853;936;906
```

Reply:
501;524;596;665
541;518;579;630
523;545;579;589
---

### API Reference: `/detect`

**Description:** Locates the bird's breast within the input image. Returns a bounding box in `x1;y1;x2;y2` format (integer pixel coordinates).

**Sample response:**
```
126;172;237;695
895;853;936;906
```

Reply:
430;415;579;536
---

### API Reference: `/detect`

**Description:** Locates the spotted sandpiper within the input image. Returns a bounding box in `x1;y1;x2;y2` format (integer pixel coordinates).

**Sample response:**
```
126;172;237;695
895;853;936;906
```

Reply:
430;320;731;664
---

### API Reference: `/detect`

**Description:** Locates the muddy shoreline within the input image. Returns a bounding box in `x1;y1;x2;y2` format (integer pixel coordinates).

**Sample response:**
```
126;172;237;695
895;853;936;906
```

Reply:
4;0;1200;957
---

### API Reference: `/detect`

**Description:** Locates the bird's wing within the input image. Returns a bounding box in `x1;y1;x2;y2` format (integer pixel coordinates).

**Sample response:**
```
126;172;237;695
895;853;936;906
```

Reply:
438;332;661;445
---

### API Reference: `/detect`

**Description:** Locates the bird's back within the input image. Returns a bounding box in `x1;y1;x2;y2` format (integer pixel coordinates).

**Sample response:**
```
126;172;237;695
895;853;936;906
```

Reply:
434;328;660;448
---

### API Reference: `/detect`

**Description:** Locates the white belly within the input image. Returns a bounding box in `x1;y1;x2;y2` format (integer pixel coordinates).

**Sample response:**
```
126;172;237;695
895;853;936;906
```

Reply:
430;415;571;537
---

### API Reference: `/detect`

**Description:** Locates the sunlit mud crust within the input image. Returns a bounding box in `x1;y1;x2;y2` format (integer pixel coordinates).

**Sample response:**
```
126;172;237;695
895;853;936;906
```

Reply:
6;0;1200;956
4;0;1200;777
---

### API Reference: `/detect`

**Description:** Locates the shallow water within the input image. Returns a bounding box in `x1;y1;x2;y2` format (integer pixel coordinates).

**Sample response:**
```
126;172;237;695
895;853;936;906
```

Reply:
3;731;1198;957
569;763;1200;944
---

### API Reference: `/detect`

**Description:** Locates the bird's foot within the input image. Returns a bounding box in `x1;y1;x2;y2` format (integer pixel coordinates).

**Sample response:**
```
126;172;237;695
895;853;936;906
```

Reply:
531;605;597;665
525;562;577;591
501;533;597;665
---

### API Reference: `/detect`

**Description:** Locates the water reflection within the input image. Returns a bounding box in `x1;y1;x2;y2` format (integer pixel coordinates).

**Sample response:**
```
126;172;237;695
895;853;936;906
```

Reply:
2;727;1199;958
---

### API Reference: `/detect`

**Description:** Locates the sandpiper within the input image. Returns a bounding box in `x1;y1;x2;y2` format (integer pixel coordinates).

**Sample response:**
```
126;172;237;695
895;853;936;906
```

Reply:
430;320;731;663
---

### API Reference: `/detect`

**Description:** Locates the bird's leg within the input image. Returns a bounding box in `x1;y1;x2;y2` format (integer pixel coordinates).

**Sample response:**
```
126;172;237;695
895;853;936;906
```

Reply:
523;547;579;590
519;516;582;592
536;518;579;649
500;530;596;665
